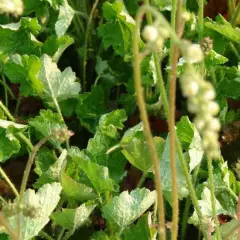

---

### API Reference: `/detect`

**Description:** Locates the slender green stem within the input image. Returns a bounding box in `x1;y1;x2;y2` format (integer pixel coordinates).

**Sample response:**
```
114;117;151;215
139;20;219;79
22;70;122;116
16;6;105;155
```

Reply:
231;1;240;27
134;4;208;237
176;140;207;238
0;196;7;204
133;7;166;240
17;132;34;151
39;231;54;240
180;164;201;240
198;0;204;40
82;0;100;91
137;172;148;188
168;0;184;238
180;197;191;240
14;95;22;117
18;136;50;236
1;74;14;107
0;167;19;197
229;42;240;61
0;79;15;100
207;157;221;240
106;144;121;154
62;231;72;240
3;78;8;107
0;212;18;240
69;0;85;36
53;98;69;149
237;196;240;240
57;228;66;240
144;0;153;24
19;136;50;201
0;101;15;121
198;0;205;76
210;70;217;87
228;0;234;19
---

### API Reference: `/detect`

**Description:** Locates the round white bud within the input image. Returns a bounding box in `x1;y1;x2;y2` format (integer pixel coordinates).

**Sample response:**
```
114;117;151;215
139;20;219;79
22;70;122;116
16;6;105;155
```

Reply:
194;117;205;131
208;102;220;116
158;26;170;38
183;81;199;97
188;101;199;113
185;44;204;63
203;89;216;100
142;25;159;42
207;118;221;132
208;150;220;160
182;11;191;21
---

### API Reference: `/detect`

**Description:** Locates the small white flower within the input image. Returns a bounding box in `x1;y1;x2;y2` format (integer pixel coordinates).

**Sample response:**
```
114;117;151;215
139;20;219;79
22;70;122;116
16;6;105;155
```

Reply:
208;150;220;160
158;26;170;38
184;44;204;63
194;118;205;131
142;25;159;42
187;100;199;113
183;81;199;97
182;11;191;21
207;118;221;131
203;89;216;100
208;102;220;116
0;0;23;16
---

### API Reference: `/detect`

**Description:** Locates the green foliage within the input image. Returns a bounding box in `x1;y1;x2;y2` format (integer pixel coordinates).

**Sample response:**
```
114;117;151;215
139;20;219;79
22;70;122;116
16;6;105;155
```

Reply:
1;0;240;239
98;1;136;57
205;15;240;44
39;54;81;103
52;203;96;234
4;54;43;96
0;18;42;55
0;128;21;162
123;213;157;239
29;109;66;146
102;188;156;233
7;183;62;240
122;136;165;173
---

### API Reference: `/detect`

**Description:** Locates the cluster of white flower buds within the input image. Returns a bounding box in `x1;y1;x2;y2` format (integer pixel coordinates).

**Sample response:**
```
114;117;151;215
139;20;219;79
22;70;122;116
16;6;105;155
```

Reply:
0;0;23;16
142;24;170;52
180;61;220;159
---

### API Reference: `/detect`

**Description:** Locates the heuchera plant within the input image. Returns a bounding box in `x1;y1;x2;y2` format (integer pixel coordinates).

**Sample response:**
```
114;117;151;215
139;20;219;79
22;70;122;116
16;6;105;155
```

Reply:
0;0;240;239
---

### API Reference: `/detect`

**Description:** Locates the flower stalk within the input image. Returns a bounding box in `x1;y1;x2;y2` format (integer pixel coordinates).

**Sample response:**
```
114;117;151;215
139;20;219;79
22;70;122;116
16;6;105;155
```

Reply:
133;7;166;240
